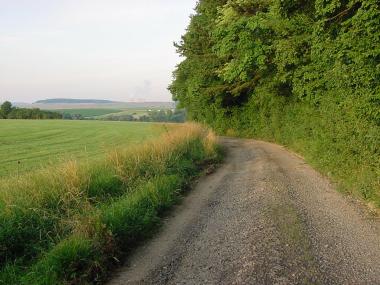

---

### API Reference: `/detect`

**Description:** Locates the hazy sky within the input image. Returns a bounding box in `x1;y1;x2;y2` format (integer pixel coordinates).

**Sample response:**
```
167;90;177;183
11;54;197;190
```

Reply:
0;0;196;103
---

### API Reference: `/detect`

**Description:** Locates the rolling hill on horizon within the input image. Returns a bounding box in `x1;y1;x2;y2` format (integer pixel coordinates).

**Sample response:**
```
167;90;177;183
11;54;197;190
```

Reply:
35;98;120;104
13;100;176;110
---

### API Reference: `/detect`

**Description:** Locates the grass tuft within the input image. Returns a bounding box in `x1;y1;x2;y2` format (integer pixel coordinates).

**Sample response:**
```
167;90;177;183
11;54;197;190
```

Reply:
0;123;220;284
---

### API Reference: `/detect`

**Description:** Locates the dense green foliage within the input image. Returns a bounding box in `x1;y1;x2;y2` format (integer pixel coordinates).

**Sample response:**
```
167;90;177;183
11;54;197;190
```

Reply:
0;124;219;284
0;120;167;177
170;0;380;206
0;102;12;117
0;102;62;120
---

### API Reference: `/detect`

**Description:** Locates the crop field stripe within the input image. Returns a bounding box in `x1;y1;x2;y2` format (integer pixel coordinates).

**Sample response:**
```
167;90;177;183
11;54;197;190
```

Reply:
0;120;171;177
52;108;123;117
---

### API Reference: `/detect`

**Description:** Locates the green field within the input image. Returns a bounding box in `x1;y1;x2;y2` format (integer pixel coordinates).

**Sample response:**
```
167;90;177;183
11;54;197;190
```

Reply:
0;120;167;177
51;108;169;119
95;109;149;119
0;123;218;284
53;108;122;118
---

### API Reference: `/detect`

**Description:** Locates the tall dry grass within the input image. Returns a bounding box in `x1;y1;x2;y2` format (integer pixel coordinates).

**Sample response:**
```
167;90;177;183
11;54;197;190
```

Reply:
0;123;220;285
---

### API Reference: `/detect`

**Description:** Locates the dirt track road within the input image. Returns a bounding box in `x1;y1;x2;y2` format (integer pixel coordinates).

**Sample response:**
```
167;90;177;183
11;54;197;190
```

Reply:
109;138;380;285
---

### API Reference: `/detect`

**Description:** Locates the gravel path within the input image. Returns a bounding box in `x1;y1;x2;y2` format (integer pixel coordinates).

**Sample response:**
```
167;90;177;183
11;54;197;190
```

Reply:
108;138;380;285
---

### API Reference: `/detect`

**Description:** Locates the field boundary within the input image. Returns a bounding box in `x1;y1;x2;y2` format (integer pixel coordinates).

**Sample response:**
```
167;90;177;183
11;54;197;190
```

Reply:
0;123;221;284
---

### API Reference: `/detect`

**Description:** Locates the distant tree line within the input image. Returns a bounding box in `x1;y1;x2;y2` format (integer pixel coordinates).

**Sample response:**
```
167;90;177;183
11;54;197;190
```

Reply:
102;109;186;123
0;101;62;119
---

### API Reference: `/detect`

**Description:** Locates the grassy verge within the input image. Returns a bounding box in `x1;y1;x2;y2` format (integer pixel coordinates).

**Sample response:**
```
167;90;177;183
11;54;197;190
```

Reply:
223;94;380;210
0;123;220;284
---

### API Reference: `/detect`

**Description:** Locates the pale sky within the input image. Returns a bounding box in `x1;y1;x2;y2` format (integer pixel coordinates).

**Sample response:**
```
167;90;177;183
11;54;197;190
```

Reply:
0;0;196;103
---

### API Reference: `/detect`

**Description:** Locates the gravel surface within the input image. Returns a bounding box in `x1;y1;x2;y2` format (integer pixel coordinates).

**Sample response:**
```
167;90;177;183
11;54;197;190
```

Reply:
108;138;380;285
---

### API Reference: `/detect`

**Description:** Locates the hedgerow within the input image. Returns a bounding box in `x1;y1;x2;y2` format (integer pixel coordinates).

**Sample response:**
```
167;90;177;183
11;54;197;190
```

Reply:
170;0;380;206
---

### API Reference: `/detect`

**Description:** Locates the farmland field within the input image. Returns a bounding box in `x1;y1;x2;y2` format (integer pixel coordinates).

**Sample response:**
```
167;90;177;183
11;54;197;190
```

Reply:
96;109;150;119
53;108;122;118
52;107;173;119
0;120;169;177
0;123;218;284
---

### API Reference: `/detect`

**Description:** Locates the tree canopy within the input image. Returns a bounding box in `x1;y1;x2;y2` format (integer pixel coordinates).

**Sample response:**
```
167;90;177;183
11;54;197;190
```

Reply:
171;0;379;127
0;102;62;120
170;0;380;204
